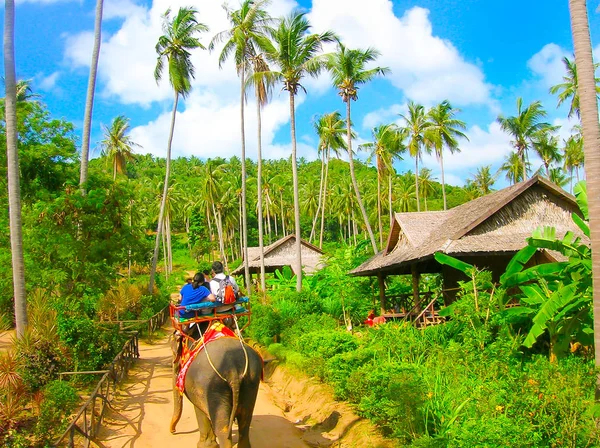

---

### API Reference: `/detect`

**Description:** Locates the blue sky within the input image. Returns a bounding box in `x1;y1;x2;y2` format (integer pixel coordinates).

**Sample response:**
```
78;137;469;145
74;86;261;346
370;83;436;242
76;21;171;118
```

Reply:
3;0;600;189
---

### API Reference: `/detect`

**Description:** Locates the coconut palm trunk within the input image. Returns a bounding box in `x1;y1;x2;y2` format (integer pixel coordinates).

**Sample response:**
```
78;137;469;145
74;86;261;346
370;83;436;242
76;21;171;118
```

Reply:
319;149;331;248
289;92;303;291
79;0;104;192
414;157;420;212
569;0;600;375
388;171;394;228
440;150;447;210
240;67;251;294
309;149;326;242
4;0;27;336
256;87;266;292
346;100;378;254
149;92;178;293
376;156;383;248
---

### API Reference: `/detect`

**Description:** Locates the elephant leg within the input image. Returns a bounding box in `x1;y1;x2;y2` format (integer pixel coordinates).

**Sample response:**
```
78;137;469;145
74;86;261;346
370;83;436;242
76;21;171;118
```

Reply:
236;408;252;448
237;378;260;448
194;406;218;448
208;397;234;448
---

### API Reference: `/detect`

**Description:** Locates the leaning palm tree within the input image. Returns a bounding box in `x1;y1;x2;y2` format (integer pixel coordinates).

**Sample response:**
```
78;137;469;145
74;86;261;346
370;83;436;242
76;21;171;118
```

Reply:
428;100;468;210
497;98;549;182
79;0;104;193
399;101;434;212
4;0;27;337
210;0;272;294
148;7;208;294
311;111;346;246
569;0;600;379
326;42;389;254
549;56;600;119
100;115;140;180
361;123;404;247
261;11;335;290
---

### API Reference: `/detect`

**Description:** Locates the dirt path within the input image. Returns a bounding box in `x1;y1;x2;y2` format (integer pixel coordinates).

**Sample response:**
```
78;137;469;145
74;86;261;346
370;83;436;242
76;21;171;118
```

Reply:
97;334;310;448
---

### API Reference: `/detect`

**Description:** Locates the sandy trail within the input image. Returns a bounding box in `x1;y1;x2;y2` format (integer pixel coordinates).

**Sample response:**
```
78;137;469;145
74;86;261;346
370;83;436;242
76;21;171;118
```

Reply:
97;334;309;448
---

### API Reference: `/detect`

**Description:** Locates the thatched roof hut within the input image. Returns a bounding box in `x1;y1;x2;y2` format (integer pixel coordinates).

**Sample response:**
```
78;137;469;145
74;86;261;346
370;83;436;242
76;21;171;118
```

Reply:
231;235;325;276
351;176;587;313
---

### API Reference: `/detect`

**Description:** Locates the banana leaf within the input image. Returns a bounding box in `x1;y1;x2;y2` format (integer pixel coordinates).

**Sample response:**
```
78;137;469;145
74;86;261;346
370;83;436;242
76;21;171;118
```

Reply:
571;213;590;238
519;284;546;305
499;246;537;285
501;262;567;288
438;302;458;317
523;283;578;348
434;252;473;275
499;306;535;319
574;181;588;220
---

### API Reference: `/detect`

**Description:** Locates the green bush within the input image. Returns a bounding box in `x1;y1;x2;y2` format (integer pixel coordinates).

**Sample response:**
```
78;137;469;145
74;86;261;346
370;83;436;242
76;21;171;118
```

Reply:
35;380;79;443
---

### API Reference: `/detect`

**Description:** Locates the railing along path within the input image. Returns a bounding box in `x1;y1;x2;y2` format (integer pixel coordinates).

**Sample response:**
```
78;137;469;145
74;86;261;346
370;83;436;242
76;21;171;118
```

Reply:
54;306;169;447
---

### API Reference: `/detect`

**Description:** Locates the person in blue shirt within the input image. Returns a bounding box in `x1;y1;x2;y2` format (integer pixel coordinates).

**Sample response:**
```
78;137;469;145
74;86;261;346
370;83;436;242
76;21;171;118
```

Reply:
179;272;216;319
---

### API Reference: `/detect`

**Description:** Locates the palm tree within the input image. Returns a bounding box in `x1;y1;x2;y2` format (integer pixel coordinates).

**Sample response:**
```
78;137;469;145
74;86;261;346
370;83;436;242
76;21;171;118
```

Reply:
418;168;436;211
79;0;104;193
210;0;272;294
361;123;404;247
262;12;335;290
311;112;346;247
563;134;585;192
326;42;389;254
394;176;416;212
399;101;434;212
532;128;561;178
100;115;139;180
499;151;528;185
497;98;549;181
428;100;468;210
549;56;600;119
148;7;208;294
4;0;27;337
470;165;496;195
248;53;274;293
549;167;569;188
569;0;600;380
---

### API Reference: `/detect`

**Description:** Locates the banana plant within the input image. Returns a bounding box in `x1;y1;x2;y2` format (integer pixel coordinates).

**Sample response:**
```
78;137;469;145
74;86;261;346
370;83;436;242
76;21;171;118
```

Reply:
499;181;592;361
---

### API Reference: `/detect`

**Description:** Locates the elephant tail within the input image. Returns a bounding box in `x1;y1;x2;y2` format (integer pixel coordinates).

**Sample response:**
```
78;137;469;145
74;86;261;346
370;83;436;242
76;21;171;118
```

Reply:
228;376;240;438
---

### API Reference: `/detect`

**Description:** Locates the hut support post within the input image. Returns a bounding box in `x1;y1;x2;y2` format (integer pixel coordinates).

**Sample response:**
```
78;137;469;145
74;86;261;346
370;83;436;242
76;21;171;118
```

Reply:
411;265;420;312
377;273;386;315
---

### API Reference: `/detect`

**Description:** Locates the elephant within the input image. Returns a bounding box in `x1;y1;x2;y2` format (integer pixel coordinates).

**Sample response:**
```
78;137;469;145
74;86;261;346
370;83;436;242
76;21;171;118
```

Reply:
170;333;263;448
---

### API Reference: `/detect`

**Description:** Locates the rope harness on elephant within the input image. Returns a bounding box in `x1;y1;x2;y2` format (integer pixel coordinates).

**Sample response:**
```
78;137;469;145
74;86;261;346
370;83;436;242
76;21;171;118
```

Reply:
174;316;250;393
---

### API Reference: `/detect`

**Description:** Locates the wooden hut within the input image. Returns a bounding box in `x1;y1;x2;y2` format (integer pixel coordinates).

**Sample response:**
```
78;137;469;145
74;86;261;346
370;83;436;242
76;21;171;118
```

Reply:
351;176;587;319
231;235;325;277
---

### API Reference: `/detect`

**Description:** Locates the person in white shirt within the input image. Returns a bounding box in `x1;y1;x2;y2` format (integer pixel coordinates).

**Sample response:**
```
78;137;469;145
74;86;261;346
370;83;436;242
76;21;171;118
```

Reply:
209;261;241;301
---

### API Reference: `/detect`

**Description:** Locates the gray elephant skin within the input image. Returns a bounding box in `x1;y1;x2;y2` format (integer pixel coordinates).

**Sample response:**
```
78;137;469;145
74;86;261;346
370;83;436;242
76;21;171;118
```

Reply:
171;335;263;448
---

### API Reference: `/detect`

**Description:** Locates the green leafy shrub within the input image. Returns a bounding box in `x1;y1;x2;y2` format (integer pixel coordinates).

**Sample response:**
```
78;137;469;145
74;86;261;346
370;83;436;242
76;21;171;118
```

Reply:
34;380;79;443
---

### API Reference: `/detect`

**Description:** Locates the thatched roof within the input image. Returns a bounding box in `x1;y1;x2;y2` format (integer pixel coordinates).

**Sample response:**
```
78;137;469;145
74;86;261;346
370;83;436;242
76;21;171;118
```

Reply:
352;176;586;276
231;235;325;275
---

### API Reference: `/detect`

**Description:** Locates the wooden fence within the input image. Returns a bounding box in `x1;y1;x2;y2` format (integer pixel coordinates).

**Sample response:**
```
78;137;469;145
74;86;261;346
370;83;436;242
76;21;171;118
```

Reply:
54;306;169;447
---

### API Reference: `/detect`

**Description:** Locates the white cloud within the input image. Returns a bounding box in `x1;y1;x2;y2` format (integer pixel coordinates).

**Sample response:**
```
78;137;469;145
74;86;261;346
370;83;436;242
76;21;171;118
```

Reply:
528;43;600;89
104;0;146;20
64;0;297;107
553;116;580;142
308;1;493;106
527;43;569;88
38;71;60;90
129;89;311;161
422;121;512;174
362;103;408;129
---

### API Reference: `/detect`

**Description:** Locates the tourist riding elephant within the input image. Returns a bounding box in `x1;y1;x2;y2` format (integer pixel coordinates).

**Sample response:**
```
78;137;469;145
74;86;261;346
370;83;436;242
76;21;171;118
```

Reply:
170;334;263;448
